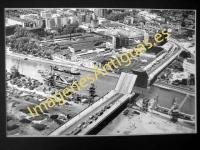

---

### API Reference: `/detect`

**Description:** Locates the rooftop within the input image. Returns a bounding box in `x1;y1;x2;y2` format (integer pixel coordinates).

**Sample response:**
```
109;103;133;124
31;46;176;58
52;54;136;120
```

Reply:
186;58;195;64
26;27;43;30
145;46;164;55
7;17;29;23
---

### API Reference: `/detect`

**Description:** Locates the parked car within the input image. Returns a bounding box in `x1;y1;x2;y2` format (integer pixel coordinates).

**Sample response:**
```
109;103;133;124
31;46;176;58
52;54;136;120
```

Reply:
172;81;179;86
123;109;129;115
133;111;140;115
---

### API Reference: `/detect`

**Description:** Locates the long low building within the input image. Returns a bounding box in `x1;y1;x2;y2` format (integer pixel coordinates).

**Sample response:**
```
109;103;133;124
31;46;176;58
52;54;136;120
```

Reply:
41;32;112;53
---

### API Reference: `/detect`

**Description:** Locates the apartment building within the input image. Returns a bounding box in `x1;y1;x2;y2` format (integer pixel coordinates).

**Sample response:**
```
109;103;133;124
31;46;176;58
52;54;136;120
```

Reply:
54;17;62;28
45;18;56;29
94;9;108;17
40;11;52;19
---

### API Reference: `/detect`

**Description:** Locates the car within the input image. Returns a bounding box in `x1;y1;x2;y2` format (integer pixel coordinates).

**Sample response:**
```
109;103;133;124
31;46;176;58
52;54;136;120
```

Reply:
103;106;107;111
87;119;93;124
106;105;110;109
82;124;87;128
172;81;179;86
73;127;81;135
93;115;98;120
127;103;133;108
133;111;140;115
101;108;106;112
81;121;86;126
96;111;103;116
100;109;104;114
123;109;129;115
89;115;94;119
109;103;113;107
78;124;82;128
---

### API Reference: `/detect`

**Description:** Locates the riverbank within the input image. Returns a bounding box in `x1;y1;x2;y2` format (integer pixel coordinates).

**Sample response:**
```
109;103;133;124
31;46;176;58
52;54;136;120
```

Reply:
154;82;195;97
6;52;119;78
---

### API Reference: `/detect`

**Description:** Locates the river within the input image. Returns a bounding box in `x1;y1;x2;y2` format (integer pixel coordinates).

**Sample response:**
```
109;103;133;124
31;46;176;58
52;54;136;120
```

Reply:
6;55;118;97
6;55;195;115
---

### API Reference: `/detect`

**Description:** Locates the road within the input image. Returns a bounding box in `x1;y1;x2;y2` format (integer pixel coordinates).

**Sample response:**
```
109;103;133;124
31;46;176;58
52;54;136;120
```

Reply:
147;42;180;75
59;93;124;135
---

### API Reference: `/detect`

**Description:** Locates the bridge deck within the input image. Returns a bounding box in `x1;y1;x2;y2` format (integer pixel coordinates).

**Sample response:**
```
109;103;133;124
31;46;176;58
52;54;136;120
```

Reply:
115;72;137;94
60;93;125;135
78;94;132;135
49;73;138;136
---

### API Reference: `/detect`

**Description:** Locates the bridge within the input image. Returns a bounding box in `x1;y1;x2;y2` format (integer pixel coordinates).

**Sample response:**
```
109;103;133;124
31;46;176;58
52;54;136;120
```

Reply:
48;72;137;136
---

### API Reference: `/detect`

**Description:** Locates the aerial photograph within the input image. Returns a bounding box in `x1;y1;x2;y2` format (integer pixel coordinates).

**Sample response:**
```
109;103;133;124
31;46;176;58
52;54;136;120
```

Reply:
5;8;196;136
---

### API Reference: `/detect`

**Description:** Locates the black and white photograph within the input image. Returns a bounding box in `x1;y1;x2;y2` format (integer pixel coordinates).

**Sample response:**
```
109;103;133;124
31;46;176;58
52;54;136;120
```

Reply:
5;8;196;136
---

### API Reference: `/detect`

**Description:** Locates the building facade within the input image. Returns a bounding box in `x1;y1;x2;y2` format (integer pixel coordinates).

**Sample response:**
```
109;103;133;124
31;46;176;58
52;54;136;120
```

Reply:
78;13;86;24
54;17;62;28
46;18;56;29
85;14;92;23
94;9;108;17
40;11;52;19
183;58;195;74
6;18;26;27
124;16;134;24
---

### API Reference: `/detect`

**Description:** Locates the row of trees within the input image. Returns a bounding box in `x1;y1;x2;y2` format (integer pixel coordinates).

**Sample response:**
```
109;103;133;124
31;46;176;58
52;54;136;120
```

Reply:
8;26;42;40
53;21;85;35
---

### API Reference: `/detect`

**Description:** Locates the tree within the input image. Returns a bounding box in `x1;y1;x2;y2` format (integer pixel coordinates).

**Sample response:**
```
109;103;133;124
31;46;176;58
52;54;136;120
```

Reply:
46;52;51;56
10;43;15;49
14;26;28;38
73;21;79;28
76;27;84;33
6;37;10;45
180;51;189;58
23;43;29;51
32;49;38;55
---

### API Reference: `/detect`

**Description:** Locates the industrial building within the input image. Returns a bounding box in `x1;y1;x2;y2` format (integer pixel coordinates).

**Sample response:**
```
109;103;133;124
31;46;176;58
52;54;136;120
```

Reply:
41;32;112;53
183;58;195;74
